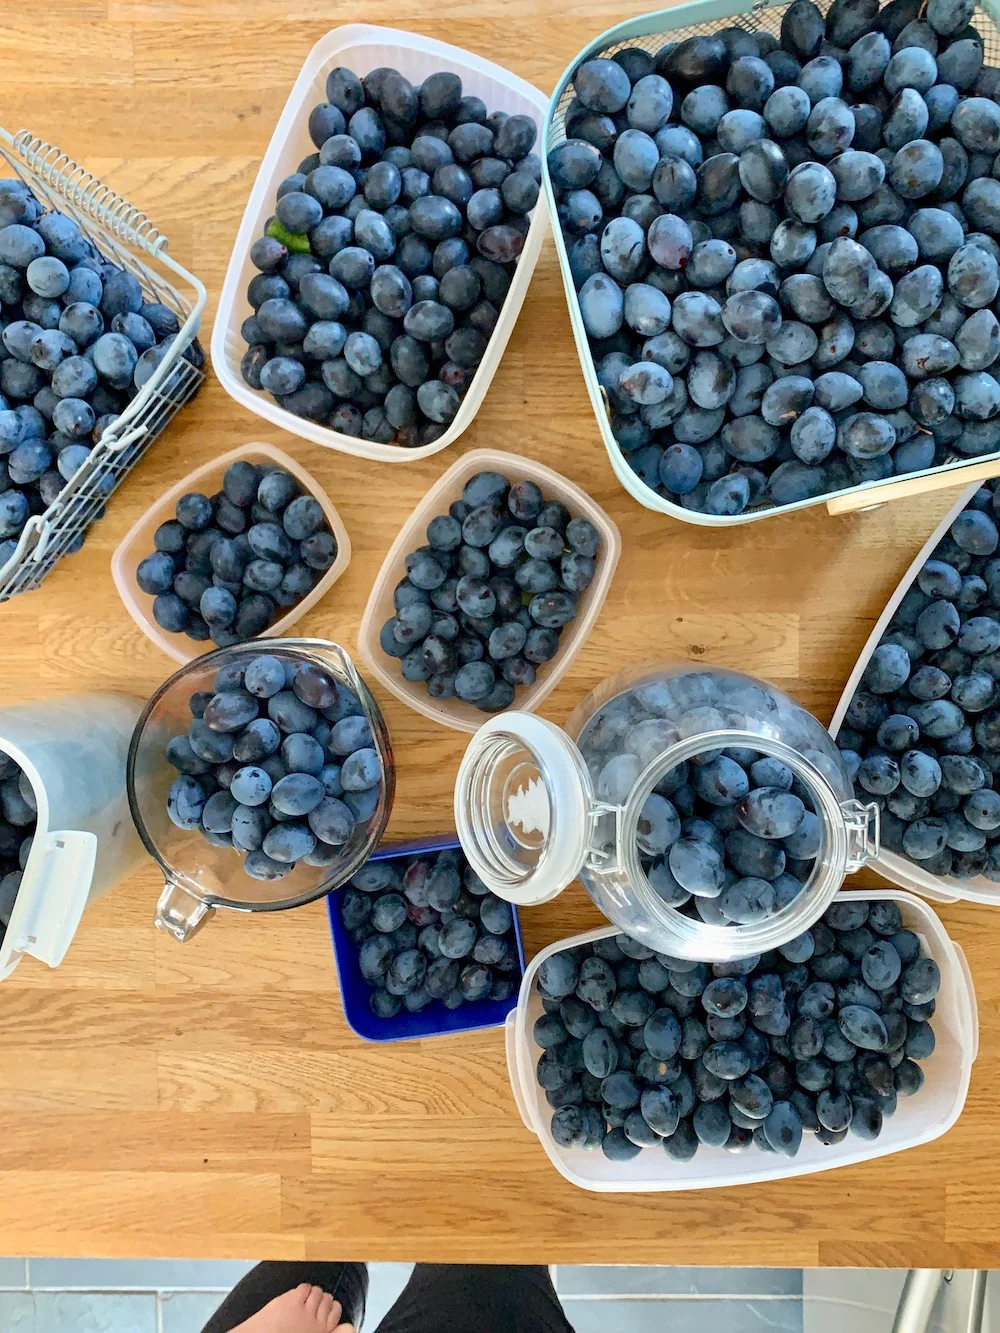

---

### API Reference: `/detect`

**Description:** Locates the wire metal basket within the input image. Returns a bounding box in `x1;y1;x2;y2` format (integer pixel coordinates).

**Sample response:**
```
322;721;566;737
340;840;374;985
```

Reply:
0;127;207;598
544;0;1000;526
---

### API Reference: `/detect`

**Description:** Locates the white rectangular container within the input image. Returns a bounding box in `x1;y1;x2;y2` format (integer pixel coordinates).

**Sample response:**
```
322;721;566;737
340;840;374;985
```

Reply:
828;480;1000;907
542;0;1000;526
211;24;549;464
504;891;977;1192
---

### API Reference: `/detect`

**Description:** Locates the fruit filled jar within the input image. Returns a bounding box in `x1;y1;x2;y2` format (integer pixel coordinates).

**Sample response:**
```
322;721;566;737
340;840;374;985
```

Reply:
454;663;878;961
127;639;394;941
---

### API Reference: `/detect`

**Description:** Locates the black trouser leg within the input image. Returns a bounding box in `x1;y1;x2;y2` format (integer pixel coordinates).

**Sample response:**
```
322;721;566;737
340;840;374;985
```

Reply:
375;1264;574;1333
199;1261;368;1332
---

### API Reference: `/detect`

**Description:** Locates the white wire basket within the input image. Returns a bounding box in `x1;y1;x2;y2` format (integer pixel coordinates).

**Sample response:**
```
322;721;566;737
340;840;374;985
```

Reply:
0;128;207;599
543;0;1000;526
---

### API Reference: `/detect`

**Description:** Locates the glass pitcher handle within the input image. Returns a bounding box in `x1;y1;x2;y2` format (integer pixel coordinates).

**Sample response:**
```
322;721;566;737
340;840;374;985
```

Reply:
155;880;214;943
842;799;880;873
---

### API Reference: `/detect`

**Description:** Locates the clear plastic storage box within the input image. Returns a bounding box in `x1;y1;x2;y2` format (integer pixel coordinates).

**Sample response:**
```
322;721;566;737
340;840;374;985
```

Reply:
212;25;549;464
111;442;352;665
358;448;621;732
453;662;878;959
504;890;977;1192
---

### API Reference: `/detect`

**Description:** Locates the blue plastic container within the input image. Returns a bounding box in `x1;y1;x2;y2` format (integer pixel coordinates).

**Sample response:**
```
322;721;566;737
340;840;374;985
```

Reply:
326;834;526;1043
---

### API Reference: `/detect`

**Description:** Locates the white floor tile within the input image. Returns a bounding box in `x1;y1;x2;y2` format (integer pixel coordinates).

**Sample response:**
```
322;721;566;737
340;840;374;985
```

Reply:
159;1291;225;1333
557;1267;803;1298
561;1296;803;1333
27;1258;254;1291
0;1291;157;1332
363;1263;414;1330
0;1258;27;1289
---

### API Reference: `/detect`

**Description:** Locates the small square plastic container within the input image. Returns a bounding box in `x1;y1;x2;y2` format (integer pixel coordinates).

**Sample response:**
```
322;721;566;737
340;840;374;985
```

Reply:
504;890;977;1193
326;834;525;1041
111;442;351;665
357;448;622;732
211;24;549;465
829;478;1000;908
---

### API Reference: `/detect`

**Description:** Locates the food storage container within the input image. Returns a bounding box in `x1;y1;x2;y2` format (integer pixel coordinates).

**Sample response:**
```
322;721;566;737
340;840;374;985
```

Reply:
0;692;145;979
127;639;394;942
211;25;549;464
327;833;525;1041
0;127;205;599
111;442;351;665
358;448;621;732
505;889;977;1192
543;5;1000;527
453;662;878;960
830;478;1000;908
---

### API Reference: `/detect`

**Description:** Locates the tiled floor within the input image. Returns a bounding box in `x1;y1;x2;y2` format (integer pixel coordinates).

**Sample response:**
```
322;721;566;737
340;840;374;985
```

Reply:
0;1261;995;1331
0;1260;805;1331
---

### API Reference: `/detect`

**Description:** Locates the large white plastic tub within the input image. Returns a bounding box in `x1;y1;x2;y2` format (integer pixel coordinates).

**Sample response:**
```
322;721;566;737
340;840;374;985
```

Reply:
542;0;1000;525
505;891;977;1192
829;480;1000;907
211;24;549;464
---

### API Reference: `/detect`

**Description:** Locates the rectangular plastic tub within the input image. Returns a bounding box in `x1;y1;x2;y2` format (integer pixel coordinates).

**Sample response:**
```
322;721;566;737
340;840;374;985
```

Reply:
0;126;205;598
357;448;621;732
542;0;1000;527
829;479;1000;907
504;890;977;1192
326;833;525;1041
211;24;549;464
111;442;351;665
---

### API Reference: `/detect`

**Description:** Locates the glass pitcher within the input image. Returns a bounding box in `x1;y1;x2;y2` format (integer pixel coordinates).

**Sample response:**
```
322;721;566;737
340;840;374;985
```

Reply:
454;662;878;961
127;639;394;942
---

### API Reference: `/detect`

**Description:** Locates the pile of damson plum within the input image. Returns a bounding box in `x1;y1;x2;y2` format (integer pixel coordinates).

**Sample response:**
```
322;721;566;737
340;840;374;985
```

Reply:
551;0;1000;516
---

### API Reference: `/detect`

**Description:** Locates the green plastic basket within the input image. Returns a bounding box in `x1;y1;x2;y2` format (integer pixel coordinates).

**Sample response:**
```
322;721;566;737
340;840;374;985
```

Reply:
543;0;1000;526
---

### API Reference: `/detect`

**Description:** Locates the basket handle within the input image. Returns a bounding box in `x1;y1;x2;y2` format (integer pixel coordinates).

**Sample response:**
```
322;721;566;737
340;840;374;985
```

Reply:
826;457;1000;516
2;128;168;257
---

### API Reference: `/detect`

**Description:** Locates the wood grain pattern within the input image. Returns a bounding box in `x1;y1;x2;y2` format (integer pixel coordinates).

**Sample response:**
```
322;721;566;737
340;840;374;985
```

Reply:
0;0;995;1268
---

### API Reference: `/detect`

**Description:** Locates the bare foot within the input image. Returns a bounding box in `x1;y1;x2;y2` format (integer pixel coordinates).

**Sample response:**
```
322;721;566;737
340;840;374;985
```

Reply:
230;1283;354;1333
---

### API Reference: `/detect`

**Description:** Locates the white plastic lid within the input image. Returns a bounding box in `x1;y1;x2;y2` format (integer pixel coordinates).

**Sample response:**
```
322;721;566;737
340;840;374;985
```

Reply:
453;712;593;907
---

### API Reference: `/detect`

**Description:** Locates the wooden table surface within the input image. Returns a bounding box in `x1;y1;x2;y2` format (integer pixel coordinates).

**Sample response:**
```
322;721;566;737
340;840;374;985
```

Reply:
0;0;996;1271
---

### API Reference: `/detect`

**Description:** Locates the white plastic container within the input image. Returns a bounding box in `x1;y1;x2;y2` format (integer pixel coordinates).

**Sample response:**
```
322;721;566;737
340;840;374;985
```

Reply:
211;24;549;464
829;479;1000;907
542;0;1000;526
504;890;977;1193
358;449;621;732
0;693;144;979
110;442;352;665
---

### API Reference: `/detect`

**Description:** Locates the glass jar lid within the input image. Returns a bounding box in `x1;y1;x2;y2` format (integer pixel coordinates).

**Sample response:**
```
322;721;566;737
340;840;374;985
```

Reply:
454;712;596;906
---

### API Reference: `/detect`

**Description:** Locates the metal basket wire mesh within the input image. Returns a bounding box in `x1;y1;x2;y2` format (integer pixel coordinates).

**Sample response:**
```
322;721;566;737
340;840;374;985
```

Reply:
546;1;1000;522
0;128;207;598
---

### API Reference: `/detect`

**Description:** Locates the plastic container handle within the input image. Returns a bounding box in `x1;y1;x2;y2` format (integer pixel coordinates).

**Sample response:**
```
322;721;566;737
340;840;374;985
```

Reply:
505;1011;535;1134
953;943;980;1064
10;829;96;968
155;880;214;943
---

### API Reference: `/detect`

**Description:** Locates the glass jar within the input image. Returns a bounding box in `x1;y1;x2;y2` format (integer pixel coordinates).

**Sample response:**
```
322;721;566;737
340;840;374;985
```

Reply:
128;639;395;942
455;662;878;960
